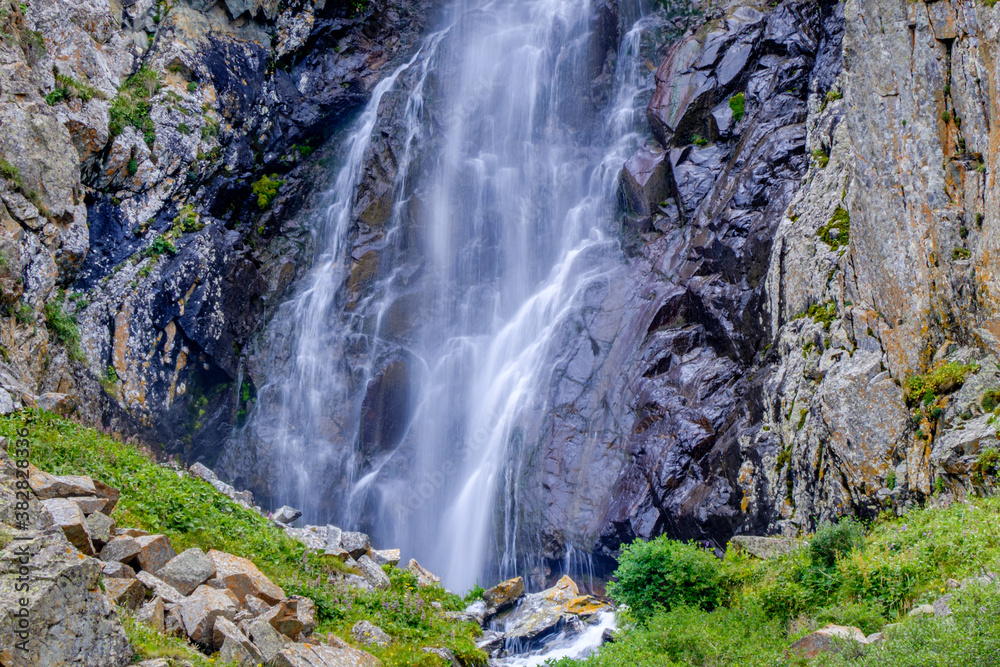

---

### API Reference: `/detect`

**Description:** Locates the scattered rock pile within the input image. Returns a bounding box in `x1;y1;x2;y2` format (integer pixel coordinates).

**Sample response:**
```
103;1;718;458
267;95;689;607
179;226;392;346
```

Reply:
0;448;390;666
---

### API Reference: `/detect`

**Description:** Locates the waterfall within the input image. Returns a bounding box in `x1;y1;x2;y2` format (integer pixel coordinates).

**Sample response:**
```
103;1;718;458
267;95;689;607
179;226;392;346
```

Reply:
226;0;669;592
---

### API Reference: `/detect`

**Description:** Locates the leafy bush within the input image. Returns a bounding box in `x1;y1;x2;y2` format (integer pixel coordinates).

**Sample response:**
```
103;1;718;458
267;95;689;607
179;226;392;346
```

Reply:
607;536;721;621
811;518;865;568
43;298;85;362
252;173;284;208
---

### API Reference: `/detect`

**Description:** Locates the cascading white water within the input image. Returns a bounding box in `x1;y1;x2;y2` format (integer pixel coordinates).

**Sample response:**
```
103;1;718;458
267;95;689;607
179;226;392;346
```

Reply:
231;0;668;591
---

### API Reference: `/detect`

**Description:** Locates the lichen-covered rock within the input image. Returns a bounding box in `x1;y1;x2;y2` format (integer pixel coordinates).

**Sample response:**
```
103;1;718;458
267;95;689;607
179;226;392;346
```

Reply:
352;619;391;647
154;547;216;596
179;584;239;650
0;528;132;667
40;497;94;555
208;548;285;604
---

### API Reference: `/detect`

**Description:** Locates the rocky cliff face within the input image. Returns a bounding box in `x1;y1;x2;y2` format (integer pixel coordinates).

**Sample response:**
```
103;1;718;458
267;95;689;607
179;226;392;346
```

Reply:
582;0;1000;564
0;0;426;459
4;0;1000;590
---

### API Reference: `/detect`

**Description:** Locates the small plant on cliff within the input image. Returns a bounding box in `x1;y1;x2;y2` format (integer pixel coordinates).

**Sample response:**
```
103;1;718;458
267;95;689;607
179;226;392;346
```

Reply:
818;206;850;250
147;234;177;258
794;300;837;329
251;173;284;209
982;388;1000;411
607;535;721;621
173;204;203;232
43;298;85;362
973;448;1000;484
904;361;979;406
45;72;105;106
0;156;21;188
728;92;745;122
952;246;971;260
812;147;830;168
692;134;709;147
109;65;162;146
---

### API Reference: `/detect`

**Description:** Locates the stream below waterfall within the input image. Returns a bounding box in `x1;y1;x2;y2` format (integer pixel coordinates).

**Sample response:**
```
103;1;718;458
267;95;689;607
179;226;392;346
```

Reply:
223;0;677;597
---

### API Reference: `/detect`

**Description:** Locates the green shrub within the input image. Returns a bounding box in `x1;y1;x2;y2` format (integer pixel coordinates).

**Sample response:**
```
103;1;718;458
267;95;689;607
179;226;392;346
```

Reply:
904;361;978;406
794;300;837;329
43;298;85;362
984;389;1000;411
127;158;138;176
692;134;708;146
109;65;161;145
607;536;721;621
811;519;865;568
728;92;745;122
251;173;284;209
45;73;104;106
952;247;971;260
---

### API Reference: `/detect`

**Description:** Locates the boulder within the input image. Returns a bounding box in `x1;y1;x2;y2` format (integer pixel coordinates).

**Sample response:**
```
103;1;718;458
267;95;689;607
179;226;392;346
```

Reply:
356;554;391;590
729;536;800;559
155;547;216;595
67;496;109;516
786;624;868;659
502;576;583;650
353;620;391;646
370;548;400;567
28;469;96;499
135;597;166;632
273;505;303;525
404;559;440;587
249;616;288;663
0;528;132;667
483;576;524;612
135;571;188;604
85;512;116;548
104;576;145;610
339;531;370;558
208;549;285;604
245;593;271;615
41;498;95;555
262;598;306;640
93;480;121;516
100;536;142;566
214;616;264;665
133;534;177;572
566;595;611;616
164;605;185;637
297;595;317;636
102;561;136;579
273;639;380;667
286;524;343;552
179;584;240;650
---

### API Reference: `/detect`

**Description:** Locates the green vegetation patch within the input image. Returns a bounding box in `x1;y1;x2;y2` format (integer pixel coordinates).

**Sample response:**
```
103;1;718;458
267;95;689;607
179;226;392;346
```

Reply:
729;92;745;123
43;297;85;362
558;496;1000;667
904;361;978;406
173;204;204;233
0;411;487;667
606;536;721;622
252;173;284;209
794;300;837;329
109;65;162;147
818;206;850;250
45;73;105;106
